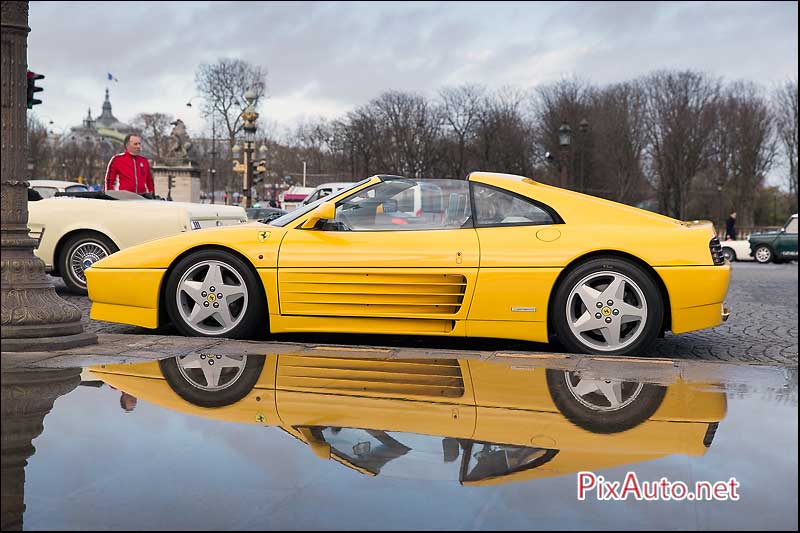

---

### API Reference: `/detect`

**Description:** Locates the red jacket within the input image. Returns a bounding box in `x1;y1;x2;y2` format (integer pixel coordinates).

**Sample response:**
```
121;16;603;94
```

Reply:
104;151;154;194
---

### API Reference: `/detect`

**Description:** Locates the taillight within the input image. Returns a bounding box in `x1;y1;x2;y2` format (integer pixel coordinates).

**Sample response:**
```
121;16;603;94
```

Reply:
709;237;724;265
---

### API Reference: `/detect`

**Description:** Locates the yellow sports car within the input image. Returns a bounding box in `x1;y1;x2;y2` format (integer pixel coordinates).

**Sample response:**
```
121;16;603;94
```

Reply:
90;354;726;484
87;172;731;355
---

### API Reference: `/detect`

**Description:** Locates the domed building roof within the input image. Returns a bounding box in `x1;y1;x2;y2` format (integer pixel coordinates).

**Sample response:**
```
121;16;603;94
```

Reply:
95;88;132;133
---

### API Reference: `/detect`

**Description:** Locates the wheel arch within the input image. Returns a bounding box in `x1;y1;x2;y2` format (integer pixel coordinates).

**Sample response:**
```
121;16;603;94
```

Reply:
158;244;270;333
546;250;672;339
54;229;119;276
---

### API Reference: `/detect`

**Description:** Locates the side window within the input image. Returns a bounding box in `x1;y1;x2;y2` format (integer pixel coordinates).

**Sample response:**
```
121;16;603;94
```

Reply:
785;217;798;234
330;179;471;231
472;183;556;227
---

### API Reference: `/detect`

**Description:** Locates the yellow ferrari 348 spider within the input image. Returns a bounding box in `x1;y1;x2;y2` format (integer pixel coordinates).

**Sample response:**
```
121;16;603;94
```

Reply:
87;172;731;355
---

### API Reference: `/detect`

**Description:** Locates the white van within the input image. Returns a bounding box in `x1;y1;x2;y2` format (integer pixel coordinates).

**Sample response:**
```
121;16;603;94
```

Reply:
300;182;357;206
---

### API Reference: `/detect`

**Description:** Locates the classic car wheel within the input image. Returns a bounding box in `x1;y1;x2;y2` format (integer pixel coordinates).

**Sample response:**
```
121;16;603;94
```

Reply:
59;232;118;295
722;246;736;262
552;257;663;356
753;244;773;263
159;354;265;407
165;250;266;338
546;369;666;433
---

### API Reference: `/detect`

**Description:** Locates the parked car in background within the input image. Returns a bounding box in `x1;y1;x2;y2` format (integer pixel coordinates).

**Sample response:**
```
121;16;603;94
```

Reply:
748;213;798;263
719;239;753;262
245;206;287;222
299;182;357;207
28;187;248;294
87;172;731;356
28;179;89;198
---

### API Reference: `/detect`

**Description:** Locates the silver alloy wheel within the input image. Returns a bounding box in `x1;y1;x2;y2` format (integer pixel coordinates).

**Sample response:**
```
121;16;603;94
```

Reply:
565;270;648;352
722;247;734;262
564;371;644;411
176;260;249;335
70;241;110;285
175;353;248;391
754;246;772;263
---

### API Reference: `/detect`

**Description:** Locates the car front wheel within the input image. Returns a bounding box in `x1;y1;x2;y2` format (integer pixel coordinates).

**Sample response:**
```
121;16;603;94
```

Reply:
552;257;663;356
165;249;266;338
59;232;119;295
722;246;736;262
753;244;773;264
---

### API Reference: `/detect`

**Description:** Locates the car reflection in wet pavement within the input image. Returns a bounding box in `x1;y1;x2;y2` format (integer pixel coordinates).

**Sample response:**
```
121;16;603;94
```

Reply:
1;352;796;530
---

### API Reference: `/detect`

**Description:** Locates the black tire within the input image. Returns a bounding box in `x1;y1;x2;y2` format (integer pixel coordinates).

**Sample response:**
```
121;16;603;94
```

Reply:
165;249;266;339
753;244;773;264
59;232;119;295
722;246;736;262
546;369;666;433
159;354;265;407
551;256;664;356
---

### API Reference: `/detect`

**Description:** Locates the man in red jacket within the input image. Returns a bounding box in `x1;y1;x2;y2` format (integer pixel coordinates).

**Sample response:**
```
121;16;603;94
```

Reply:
104;134;155;194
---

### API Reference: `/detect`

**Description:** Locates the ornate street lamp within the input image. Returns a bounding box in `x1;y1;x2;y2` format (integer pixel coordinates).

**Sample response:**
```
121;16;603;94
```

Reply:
240;90;259;209
558;122;571;189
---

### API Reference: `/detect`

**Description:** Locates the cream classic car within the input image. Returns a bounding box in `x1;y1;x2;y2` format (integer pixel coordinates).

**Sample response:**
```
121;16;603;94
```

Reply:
28;188;248;294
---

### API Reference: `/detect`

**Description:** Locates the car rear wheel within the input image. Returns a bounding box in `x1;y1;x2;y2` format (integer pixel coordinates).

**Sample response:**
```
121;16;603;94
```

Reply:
59;232;119;295
165;249;266;338
545;369;666;433
753;244;773;264
552;257;663;356
722;246;736;262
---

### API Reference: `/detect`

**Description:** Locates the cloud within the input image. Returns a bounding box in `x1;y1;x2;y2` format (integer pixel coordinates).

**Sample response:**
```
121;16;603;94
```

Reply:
27;0;798;136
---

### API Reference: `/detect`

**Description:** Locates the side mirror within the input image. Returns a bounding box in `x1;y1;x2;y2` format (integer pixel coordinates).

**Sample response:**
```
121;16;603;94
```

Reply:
301;201;336;229
297;427;331;459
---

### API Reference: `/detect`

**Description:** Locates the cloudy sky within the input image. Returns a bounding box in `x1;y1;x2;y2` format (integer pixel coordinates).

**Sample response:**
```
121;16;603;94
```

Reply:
28;1;798;138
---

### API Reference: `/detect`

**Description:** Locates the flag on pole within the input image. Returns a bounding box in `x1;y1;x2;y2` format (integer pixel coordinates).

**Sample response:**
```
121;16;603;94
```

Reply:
107;72;119;82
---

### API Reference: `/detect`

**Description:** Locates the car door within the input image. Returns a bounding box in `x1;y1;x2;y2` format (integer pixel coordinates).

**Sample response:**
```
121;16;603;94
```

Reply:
466;181;563;338
776;216;798;260
276;178;479;335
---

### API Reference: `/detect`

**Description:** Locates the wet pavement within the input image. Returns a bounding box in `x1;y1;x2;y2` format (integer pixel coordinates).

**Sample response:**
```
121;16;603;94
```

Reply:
2;351;797;530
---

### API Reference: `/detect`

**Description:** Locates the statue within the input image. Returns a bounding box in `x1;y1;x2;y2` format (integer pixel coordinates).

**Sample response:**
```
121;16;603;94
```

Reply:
167;119;194;163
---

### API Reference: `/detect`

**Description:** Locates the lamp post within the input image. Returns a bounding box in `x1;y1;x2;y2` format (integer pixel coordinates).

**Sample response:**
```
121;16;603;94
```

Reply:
578;118;589;193
1;0;95;352
187;96;217;204
558;121;572;189
239;90;259;209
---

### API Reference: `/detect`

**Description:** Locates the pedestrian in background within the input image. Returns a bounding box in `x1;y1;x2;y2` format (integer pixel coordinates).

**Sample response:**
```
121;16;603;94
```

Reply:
104;134;155;195
725;211;737;241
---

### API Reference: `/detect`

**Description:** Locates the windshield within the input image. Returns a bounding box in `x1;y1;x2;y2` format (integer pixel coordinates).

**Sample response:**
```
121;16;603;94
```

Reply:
269;178;371;227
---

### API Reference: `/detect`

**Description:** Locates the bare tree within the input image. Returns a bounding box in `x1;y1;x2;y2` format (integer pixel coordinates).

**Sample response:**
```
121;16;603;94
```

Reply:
371;91;443;178
438;84;485;179
27;115;52;179
131;112;175;162
711;82;776;225
474;86;535;177
774;79;798;200
643;70;720;220
195;58;268;190
533;78;595;188
590;81;649;204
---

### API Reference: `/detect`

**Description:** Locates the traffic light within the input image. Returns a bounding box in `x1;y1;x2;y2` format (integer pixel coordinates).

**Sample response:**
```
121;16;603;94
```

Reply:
26;70;44;109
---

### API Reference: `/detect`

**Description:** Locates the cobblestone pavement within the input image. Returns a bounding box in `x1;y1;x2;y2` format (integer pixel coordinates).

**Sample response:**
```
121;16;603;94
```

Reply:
55;261;798;366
